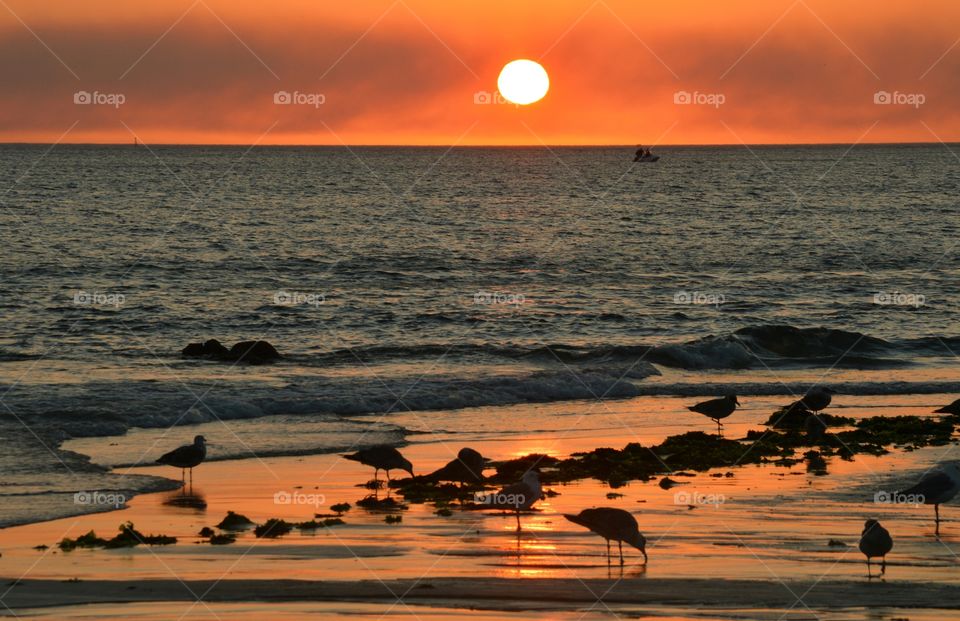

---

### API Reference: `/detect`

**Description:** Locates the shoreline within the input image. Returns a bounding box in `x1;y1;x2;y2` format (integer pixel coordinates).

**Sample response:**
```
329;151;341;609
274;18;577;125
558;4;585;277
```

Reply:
4;390;955;530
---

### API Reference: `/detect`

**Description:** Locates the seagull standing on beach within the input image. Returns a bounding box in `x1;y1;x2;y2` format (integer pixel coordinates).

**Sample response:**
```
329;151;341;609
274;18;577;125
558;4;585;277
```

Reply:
934;398;960;416
157;435;207;485
895;462;960;535
564;507;647;565
798;387;834;413
483;469;541;531
688;395;739;436
343;445;414;484
426;448;486;487
858;519;893;576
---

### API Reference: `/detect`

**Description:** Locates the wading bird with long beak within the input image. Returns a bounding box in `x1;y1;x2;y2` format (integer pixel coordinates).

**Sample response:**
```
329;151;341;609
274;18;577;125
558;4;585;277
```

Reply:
564;507;647;565
343;445;414;485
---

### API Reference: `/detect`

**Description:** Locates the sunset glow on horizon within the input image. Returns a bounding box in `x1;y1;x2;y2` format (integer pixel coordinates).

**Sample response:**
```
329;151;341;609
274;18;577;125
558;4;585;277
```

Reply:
2;0;960;145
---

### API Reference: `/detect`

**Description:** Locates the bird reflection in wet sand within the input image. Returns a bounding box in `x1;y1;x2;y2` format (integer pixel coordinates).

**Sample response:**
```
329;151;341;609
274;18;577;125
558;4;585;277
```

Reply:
162;488;207;510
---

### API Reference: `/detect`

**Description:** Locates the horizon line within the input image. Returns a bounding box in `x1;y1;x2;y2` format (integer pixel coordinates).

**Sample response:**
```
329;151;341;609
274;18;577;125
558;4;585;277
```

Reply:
0;140;955;148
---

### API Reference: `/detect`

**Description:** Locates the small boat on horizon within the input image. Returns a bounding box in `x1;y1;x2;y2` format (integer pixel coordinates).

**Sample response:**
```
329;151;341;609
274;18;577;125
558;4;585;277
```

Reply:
633;146;659;162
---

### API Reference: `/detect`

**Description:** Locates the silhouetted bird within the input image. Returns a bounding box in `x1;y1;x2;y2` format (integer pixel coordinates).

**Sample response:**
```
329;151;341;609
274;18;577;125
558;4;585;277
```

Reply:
934;398;960;416
482;469;541;531
343;445;414;484
896;462;960;535
426;448;485;486
688;395;739;436
799;387;834;413
564;507;647;565
157;435;207;485
858;519;893;576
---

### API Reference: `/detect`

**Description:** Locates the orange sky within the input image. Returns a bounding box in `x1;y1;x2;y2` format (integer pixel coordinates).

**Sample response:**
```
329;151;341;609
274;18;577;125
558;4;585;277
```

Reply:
1;0;959;145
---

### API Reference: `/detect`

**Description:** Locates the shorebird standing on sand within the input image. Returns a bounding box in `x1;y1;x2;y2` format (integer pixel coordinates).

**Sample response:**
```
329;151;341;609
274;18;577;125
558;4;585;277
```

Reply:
895;462;960;535
426;448;486;487
157;435;207;486
858;519;893;576
564;507;647;565
799;387;835;413
343;445;414;485
934;398;960;416
482;469;541;531
688;395;739;436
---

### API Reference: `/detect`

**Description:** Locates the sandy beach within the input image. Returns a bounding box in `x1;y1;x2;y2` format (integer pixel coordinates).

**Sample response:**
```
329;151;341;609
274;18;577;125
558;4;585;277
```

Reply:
2;393;959;619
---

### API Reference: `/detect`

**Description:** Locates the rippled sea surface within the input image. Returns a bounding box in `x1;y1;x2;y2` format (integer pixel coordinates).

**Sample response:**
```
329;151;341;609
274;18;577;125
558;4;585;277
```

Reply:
1;144;958;523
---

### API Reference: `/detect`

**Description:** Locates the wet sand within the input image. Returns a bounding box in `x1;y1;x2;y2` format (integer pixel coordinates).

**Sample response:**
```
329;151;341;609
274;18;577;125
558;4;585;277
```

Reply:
2;394;959;618
4;576;960;612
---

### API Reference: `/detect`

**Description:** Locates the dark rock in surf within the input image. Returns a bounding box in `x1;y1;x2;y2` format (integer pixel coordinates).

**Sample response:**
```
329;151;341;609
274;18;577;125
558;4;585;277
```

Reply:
181;339;280;364
229;340;281;364
181;339;231;359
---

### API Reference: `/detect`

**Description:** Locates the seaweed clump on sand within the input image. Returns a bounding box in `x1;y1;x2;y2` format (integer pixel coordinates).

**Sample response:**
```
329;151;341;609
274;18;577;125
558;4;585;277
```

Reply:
485;433;785;489
254;519;293;538
764;404;855;430
834;416;955;454
199;526;236;545
59;523;176;551
654;432;787;470
295;518;345;530
396;412;959;500
217;511;254;530
254;517;346;538
391;479;473;504
356;495;407;511
209;533;237;545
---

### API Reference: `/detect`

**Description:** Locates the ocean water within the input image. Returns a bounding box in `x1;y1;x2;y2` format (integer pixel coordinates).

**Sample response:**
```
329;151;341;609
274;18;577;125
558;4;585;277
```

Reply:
1;143;959;525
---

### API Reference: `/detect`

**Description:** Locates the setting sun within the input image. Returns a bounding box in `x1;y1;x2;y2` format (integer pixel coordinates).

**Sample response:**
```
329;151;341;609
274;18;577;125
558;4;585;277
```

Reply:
497;59;550;105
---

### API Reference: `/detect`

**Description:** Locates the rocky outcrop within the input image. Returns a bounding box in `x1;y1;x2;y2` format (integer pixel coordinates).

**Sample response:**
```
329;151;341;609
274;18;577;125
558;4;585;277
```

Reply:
181;339;281;364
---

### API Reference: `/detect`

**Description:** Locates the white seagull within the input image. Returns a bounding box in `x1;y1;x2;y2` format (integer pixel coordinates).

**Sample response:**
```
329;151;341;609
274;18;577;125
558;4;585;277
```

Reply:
482;470;542;531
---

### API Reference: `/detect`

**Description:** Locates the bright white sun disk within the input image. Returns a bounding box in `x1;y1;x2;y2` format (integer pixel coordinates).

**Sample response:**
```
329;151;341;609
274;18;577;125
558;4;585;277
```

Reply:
497;59;549;105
